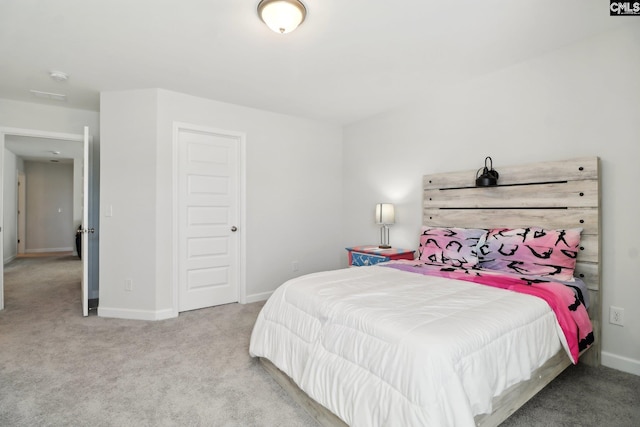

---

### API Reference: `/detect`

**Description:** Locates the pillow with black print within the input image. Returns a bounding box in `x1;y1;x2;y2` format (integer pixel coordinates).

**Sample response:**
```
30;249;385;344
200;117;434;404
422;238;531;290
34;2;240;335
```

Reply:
478;227;582;281
418;226;488;269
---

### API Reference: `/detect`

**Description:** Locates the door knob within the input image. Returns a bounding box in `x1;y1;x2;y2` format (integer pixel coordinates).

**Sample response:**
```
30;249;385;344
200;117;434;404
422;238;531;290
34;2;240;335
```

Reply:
231;226;238;232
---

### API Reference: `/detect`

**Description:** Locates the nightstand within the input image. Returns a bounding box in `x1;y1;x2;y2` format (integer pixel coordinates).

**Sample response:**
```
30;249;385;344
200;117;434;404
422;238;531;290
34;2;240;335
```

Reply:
346;245;415;267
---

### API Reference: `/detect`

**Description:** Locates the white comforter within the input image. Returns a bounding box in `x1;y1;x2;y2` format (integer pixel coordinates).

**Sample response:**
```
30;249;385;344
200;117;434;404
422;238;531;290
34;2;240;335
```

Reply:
249;265;563;426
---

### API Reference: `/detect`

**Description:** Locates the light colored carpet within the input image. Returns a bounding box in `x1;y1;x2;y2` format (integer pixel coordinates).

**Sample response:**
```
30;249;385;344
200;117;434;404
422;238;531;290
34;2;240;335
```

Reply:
0;254;316;426
1;254;638;426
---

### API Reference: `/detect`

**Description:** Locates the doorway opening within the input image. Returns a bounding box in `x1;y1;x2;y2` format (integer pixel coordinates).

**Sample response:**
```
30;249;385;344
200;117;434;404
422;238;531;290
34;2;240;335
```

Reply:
0;127;93;315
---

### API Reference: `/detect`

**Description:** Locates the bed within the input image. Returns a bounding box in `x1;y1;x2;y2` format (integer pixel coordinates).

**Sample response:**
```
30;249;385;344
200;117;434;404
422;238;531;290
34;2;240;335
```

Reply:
250;156;601;426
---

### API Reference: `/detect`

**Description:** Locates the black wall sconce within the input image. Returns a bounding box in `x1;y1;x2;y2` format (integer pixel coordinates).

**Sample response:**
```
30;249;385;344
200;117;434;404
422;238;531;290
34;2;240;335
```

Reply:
475;156;499;187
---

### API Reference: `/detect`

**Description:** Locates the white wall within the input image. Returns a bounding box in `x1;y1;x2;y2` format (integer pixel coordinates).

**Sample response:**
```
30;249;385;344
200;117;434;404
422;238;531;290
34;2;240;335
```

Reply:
0;99;99;135
342;25;640;375
99;89;159;315
99;89;343;319
24;161;74;252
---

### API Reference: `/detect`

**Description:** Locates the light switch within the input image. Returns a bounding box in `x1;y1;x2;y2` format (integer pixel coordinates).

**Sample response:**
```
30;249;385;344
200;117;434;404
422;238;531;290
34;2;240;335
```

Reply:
105;205;113;217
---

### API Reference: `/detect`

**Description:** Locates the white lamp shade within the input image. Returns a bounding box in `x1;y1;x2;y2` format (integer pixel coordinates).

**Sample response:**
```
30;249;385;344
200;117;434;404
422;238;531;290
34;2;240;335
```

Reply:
375;203;395;225
258;0;306;34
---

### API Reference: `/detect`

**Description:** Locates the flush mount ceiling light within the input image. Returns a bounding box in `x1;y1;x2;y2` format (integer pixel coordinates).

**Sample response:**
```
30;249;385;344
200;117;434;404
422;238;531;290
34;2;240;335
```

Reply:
257;0;306;34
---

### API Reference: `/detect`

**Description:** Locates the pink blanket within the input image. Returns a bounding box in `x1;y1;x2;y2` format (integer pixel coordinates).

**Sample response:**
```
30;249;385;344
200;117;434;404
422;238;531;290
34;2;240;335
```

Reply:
383;260;593;363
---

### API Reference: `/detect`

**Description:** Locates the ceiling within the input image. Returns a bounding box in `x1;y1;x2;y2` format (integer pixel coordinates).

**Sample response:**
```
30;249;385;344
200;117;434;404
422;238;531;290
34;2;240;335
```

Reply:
5;135;81;163
0;0;630;125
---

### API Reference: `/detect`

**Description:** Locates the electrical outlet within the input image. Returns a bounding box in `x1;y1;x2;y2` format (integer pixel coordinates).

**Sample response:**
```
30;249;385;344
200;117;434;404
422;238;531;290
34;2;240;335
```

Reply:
609;306;624;326
125;279;133;292
291;261;299;272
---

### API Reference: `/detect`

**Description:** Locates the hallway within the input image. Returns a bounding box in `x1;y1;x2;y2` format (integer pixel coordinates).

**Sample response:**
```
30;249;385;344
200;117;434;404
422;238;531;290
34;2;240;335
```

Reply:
3;253;82;317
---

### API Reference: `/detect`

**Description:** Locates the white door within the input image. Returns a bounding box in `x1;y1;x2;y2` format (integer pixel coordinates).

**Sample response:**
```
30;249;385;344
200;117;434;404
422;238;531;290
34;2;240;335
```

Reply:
178;127;240;312
17;172;25;254
0;143;4;310
80;126;90;316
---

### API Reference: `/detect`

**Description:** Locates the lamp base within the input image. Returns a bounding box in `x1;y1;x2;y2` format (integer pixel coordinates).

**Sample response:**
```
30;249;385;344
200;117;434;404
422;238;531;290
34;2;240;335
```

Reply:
379;224;392;249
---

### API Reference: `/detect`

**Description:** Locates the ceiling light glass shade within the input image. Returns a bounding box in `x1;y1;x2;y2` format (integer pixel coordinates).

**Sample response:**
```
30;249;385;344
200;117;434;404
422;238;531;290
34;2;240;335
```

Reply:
258;0;306;34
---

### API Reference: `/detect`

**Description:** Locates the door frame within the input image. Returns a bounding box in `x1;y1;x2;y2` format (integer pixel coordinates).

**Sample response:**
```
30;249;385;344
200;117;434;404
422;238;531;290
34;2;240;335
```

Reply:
0;127;87;310
17;171;25;255
171;122;247;317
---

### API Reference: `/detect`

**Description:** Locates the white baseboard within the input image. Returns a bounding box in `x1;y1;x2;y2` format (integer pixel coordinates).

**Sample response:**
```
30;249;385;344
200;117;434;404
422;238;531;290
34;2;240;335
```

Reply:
602;351;640;376
98;306;177;321
245;290;272;303
3;254;16;265
25;247;74;253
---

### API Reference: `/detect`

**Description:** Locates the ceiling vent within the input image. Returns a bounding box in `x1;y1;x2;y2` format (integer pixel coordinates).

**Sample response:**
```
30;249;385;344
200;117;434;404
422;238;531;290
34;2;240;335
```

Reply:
30;89;67;102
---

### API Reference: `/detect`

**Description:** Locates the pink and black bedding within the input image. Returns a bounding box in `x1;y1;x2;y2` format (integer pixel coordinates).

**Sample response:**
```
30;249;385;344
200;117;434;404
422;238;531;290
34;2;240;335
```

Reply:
384;260;593;363
415;225;593;362
418;226;487;268
477;227;583;282
419;226;583;281
250;224;594;426
418;225;590;307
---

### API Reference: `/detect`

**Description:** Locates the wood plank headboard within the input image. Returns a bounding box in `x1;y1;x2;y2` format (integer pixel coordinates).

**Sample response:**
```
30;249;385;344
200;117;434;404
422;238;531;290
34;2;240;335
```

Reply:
423;157;601;366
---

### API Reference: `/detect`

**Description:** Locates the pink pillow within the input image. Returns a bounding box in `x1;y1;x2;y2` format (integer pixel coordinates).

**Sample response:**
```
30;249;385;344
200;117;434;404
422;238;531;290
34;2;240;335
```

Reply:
419;227;488;268
478;227;582;281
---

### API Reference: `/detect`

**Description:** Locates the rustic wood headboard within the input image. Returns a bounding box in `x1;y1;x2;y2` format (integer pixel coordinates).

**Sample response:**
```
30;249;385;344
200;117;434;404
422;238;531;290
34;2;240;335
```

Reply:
423;157;601;367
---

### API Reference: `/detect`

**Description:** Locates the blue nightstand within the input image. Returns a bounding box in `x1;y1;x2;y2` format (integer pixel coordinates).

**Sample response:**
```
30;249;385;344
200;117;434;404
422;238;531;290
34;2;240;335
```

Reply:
346;245;415;266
